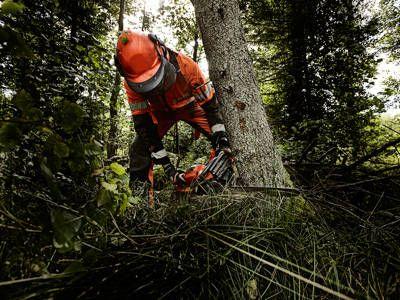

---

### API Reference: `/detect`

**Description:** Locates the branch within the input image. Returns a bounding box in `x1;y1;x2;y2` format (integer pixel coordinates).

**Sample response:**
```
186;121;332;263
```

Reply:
345;137;400;171
358;164;400;175
295;139;317;166
382;123;400;135
326;175;399;190
0;118;39;124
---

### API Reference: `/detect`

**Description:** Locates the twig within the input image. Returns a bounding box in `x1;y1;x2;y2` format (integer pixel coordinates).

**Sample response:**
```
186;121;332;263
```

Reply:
367;192;384;222
0;204;42;230
158;276;191;300
28;192;79;214
326;176;398;190
201;230;354;300
108;211;137;245
382;123;400;135
0;224;42;233
295;139;317;166
316;147;337;162
0;118;40;124
0;273;71;287
361;164;400;175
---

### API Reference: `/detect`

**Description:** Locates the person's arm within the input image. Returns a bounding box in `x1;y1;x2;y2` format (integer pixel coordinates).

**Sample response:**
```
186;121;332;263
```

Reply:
124;80;161;152
202;95;224;133
180;54;230;150
125;81;179;181
201;96;230;150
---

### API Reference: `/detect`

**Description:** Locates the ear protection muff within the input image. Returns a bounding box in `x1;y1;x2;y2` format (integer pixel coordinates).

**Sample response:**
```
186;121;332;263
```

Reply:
161;57;177;92
147;33;178;93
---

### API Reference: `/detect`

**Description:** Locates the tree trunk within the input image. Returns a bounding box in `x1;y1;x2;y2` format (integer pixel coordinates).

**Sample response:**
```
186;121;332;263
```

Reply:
192;0;290;186
192;31;199;62
141;1;147;32
287;0;309;129
107;0;125;159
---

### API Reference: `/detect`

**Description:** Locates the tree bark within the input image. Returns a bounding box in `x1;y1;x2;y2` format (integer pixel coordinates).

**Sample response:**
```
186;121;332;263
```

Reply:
192;0;290;186
192;31;199;62
107;0;125;159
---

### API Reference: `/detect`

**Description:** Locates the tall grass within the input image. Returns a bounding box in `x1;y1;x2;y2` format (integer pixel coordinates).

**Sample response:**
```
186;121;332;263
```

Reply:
1;189;399;299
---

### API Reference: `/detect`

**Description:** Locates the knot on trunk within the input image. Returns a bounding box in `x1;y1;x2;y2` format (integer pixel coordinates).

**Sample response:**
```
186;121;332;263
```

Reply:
234;101;246;111
217;7;224;19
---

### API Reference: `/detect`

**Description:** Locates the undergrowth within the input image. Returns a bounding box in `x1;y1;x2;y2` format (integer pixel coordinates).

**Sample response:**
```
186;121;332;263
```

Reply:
1;189;399;299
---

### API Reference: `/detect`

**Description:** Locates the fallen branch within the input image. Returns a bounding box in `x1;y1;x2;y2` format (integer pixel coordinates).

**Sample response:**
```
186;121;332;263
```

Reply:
325;175;399;190
345;137;400;171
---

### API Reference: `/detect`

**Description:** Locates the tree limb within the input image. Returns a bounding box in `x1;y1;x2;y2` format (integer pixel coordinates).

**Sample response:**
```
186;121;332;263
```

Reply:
345;137;400;171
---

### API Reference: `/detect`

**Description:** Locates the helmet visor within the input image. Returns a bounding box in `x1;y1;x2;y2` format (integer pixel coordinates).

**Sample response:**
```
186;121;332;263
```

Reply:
127;57;176;96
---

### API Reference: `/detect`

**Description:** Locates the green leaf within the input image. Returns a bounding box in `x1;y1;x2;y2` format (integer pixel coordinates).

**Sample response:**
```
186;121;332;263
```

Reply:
53;142;70;158
121;36;128;44
0;122;22;151
68;159;85;173
1;0;25;15
25;108;43;121
0;27;33;57
119;197;130;215
60;102;85;134
40;161;53;178
84;142;102;156
40;126;53;134
109;162;125;176
96;188;112;207
51;209;81;253
101;181;117;192
12;90;33;111
76;45;86;52
129;196;141;204
91;168;104;176
64;261;87;274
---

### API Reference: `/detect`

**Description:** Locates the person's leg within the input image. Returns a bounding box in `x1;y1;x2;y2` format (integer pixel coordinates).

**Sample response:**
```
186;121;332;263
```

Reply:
129;112;176;201
129;136;152;183
129;136;153;203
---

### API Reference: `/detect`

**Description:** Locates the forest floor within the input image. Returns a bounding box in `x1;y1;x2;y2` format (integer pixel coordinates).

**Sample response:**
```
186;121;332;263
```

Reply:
1;187;399;299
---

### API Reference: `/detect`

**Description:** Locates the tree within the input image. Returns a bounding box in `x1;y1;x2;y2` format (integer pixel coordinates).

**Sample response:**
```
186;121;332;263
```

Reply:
160;0;202;62
0;0;121;268
244;0;383;166
139;0;154;31
191;0;290;187
380;0;400;61
107;0;125;158
380;0;400;110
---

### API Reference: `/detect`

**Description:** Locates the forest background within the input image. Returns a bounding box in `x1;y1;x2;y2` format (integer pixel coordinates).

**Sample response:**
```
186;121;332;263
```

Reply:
0;0;399;298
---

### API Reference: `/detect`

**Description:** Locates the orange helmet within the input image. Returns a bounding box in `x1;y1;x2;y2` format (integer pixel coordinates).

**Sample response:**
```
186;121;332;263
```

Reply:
115;30;177;95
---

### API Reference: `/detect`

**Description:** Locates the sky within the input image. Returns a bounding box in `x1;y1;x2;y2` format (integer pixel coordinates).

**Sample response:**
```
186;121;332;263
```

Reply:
129;0;399;115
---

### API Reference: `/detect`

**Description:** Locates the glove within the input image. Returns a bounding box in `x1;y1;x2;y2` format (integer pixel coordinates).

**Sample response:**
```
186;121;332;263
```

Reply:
163;162;186;186
211;131;230;151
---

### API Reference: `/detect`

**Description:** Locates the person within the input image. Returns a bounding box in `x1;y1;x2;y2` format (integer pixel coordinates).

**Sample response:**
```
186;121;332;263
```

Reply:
114;30;230;197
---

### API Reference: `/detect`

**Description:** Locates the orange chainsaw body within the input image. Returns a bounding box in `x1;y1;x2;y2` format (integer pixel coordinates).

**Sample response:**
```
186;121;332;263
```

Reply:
176;150;234;194
176;164;214;193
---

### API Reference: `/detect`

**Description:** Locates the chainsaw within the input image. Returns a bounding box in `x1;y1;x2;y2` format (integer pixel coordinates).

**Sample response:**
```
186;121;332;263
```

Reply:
176;150;235;194
175;151;301;197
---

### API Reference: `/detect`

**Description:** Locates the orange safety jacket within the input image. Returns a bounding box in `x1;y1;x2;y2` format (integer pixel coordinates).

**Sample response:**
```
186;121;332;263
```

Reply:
124;51;214;120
